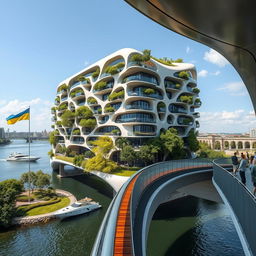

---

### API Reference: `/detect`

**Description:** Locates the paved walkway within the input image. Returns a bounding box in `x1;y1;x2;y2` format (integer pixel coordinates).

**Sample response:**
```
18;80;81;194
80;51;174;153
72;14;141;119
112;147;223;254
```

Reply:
234;168;255;196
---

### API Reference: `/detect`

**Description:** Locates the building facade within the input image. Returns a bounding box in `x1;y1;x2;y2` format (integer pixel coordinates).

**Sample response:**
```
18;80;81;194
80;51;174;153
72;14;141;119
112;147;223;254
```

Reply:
0;128;5;139
198;134;256;151
52;48;201;155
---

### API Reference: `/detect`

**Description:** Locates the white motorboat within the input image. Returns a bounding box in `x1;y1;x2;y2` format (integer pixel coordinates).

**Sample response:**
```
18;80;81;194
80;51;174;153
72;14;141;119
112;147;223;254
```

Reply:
54;197;101;219
6;152;40;162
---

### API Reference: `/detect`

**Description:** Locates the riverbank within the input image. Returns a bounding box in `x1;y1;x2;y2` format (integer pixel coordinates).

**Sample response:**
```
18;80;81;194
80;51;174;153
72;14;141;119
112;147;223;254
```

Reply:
13;189;76;226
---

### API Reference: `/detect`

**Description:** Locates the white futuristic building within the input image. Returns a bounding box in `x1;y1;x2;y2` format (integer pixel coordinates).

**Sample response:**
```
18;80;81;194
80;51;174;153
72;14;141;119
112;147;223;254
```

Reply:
51;48;201;156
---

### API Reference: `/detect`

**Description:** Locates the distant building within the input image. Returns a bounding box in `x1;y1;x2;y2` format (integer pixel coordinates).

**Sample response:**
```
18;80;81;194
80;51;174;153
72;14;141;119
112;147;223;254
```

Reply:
250;128;256;137
0;128;5;139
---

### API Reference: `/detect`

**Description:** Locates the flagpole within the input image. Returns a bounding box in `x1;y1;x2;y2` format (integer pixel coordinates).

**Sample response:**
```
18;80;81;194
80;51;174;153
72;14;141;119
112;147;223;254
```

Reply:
28;106;31;203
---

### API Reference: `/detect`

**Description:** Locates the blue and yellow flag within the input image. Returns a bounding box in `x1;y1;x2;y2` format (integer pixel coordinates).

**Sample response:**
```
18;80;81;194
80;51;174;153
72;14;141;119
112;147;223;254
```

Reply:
6;108;30;125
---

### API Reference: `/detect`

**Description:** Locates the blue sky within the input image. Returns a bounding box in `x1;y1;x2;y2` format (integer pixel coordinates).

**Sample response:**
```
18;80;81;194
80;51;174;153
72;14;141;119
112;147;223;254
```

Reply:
0;0;255;133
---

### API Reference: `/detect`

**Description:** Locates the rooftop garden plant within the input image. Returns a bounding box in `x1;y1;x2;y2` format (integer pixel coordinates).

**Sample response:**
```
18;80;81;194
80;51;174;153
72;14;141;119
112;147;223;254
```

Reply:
108;90;124;101
92;68;100;79
58;103;68;111
175;83;182;89
178;71;190;80
75;106;93;119
192;88;200;94
72;129;81;135
61;110;75;127
94;81;107;91
79;118;96;128
104;104;115;113
87;97;97;104
143;88;155;95
179;95;193;104
57;83;68;92
105;62;125;75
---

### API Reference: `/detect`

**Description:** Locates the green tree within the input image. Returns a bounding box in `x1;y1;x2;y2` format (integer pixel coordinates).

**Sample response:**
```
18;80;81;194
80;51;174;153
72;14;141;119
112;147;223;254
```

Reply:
120;145;137;166
0;179;23;228
75;106;93;119
61;110;75;127
20;171;37;192
187;130;199;152
35;171;51;189
198;142;226;158
138;145;155;165
84;136;117;173
115;137;130;149
160;128;184;160
49;131;58;146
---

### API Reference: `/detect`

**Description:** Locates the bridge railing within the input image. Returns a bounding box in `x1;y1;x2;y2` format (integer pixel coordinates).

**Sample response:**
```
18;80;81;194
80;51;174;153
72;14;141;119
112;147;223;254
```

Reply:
130;158;213;225
213;159;256;256
91;170;139;256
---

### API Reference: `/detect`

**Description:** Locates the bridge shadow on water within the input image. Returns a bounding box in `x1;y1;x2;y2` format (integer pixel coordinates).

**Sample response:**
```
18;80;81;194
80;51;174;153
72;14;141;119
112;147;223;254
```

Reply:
52;169;114;199
148;196;245;256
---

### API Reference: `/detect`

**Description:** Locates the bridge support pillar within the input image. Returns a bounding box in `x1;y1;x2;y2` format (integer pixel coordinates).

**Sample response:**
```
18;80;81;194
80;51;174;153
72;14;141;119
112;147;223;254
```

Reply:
58;164;65;178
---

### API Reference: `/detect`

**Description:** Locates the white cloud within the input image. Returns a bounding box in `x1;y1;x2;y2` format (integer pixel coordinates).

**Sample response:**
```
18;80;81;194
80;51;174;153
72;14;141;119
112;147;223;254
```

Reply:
217;81;247;96
198;69;208;77
211;70;220;76
186;46;191;54
199;110;256;133
203;49;229;67
0;98;51;132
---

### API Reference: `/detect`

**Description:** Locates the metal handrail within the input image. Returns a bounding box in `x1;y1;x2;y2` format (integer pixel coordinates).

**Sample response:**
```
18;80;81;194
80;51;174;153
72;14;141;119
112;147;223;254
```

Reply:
212;158;256;255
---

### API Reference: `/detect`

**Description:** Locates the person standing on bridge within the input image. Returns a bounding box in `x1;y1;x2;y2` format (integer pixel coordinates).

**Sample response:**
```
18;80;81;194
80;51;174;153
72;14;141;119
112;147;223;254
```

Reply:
238;154;248;185
231;152;239;175
251;160;256;196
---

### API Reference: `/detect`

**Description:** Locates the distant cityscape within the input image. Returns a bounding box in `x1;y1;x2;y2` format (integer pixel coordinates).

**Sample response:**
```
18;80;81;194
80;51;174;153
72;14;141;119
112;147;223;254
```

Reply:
0;128;50;140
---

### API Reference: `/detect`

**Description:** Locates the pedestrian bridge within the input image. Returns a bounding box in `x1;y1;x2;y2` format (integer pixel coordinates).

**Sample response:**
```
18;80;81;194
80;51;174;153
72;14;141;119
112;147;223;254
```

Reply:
91;159;256;256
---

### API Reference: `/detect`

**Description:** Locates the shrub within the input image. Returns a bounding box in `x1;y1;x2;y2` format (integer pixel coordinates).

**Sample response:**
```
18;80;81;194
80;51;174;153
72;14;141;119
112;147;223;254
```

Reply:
178;71;189;80
175;83;181;89
192;88;200;94
76;106;93;119
73;155;84;167
108;90;124;101
105;65;118;75
130;54;143;63
87;97;97;104
179;95;193;104
79;118;96;128
92;68;100;79
111;129;120;135
143;88;155;95
94;81;107;91
116;62;125;69
72;129;81;135
77;76;85;82
104;106;115;113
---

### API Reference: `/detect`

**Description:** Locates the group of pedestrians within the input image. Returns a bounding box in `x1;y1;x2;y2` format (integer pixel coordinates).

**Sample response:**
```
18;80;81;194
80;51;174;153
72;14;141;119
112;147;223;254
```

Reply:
231;151;256;195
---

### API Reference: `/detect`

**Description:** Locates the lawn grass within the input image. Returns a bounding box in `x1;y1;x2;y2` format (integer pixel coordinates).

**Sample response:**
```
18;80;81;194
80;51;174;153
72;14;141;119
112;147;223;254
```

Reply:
25;197;70;216
55;155;74;163
111;166;140;177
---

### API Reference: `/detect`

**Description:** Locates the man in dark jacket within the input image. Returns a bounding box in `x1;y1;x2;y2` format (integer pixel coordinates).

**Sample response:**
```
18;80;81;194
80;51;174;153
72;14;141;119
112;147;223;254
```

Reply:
231;152;239;175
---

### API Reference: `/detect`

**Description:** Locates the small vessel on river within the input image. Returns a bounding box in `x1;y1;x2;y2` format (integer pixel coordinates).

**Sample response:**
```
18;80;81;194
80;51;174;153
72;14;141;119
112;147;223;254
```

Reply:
54;197;101;219
6;152;40;162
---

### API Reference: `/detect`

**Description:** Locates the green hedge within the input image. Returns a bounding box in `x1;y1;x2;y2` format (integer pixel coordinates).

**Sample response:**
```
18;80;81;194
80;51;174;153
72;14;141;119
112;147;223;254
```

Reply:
19;198;61;213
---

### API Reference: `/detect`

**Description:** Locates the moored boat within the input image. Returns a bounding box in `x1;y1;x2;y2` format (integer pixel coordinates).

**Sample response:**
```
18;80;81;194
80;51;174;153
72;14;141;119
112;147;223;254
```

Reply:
54;197;101;219
6;152;40;162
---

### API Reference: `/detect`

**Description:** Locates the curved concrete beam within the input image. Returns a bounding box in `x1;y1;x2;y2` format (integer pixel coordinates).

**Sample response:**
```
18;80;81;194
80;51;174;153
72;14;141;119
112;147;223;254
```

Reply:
50;158;129;192
125;0;256;110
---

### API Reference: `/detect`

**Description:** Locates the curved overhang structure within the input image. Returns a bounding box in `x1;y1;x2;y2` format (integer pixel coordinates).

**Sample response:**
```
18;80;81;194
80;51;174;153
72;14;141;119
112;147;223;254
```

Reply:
124;0;256;110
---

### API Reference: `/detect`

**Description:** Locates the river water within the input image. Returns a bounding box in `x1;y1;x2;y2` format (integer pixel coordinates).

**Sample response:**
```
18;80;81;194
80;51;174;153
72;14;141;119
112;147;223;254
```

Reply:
0;140;244;256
